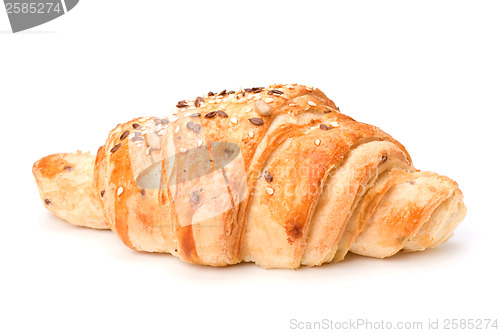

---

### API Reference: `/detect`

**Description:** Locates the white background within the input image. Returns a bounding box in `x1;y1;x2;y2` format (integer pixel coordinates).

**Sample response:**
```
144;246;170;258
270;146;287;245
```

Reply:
1;1;499;332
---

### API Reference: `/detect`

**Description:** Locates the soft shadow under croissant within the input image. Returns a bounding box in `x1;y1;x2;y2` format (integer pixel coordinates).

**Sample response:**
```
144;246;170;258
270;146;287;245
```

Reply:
32;84;466;269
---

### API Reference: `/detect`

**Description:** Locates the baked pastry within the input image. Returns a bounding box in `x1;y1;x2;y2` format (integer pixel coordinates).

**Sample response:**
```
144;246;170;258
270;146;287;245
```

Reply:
33;84;466;268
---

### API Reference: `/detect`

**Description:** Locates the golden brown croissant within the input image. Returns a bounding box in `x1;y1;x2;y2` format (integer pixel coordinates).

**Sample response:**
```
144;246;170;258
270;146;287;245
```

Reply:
33;84;466;268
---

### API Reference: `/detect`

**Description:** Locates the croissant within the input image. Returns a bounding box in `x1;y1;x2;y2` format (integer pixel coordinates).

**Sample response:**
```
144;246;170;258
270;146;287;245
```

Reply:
33;84;466;268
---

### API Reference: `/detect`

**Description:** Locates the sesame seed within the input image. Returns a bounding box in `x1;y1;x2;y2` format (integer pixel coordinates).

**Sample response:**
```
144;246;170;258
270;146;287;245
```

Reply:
266;187;274;195
289;103;297;107
315;139;321;146
265;97;274;103
188;112;201;118
197;139;203;147
253;95;261;100
117;187;124;196
168;115;178;122
180;148;187;153
175;125;180;134
249;130;255;138
308;101;317;107
330;121;339;127
244;107;252;113
146;147;151;155
231;117;238;124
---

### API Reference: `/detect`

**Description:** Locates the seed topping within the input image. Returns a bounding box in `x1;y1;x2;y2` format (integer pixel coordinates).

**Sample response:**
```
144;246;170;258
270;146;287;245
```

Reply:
205;111;218;118
194;97;204;107
190;191;200;204
186;121;201;133
268;89;283;95
217;110;228;117
110;143;121;153
249;118;264;126
254;100;272;116
131;135;143;142
145;132;162;150
120;130;130;140
263;170;273;182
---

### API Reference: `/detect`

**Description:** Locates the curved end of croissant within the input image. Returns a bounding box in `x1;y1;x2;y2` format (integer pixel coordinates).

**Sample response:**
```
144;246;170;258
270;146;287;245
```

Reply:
33;152;109;229
350;171;466;258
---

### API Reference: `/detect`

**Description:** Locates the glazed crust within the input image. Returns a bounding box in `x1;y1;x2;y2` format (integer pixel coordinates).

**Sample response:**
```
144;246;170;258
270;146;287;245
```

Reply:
33;84;466;268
